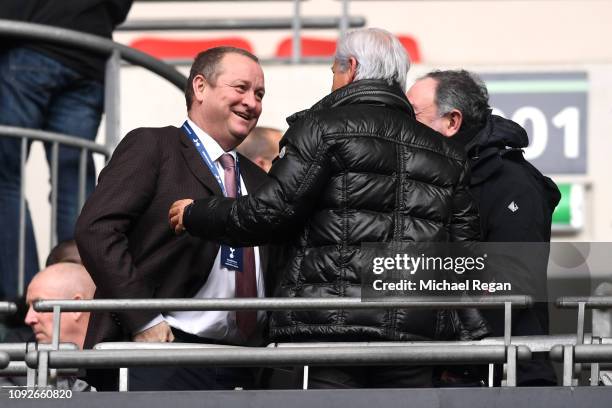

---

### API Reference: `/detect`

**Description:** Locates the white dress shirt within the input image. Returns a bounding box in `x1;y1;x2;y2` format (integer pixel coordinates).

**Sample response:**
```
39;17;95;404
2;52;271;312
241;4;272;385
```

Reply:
140;118;266;344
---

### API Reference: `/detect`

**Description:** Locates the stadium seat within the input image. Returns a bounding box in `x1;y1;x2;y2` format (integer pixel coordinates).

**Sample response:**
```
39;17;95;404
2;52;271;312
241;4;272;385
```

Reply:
275;37;337;58
274;34;421;63
129;37;254;59
397;35;421;63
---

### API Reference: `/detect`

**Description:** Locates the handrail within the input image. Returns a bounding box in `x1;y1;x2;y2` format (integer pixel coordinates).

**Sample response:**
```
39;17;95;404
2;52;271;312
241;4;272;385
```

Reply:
117;16;365;31
0;361;78;376
34;295;533;312
556;296;612;308
556;297;612;347
0;343;78;360
25;344;532;369
0;20;187;90
0;126;111;156
272;334;596;353
551;344;612;363
94;342;243;350
0;352;10;369
0;302;17;315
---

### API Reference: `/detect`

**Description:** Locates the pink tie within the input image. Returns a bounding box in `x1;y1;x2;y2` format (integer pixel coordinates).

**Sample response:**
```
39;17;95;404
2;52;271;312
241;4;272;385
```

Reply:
218;154;257;339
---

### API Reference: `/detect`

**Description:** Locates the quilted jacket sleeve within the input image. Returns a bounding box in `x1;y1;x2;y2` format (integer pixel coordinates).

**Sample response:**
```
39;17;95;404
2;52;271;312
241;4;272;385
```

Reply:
184;115;332;247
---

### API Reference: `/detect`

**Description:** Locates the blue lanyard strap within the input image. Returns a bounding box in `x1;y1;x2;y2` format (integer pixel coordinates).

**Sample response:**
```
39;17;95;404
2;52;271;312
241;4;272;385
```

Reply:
182;121;241;197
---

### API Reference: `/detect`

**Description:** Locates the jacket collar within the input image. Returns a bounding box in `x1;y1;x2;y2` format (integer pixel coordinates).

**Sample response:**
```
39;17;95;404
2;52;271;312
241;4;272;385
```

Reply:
464;114;531;187
287;79;414;125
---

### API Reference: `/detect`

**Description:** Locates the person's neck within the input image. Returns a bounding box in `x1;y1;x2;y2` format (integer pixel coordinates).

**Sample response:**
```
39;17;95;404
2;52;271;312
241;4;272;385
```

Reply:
187;114;236;152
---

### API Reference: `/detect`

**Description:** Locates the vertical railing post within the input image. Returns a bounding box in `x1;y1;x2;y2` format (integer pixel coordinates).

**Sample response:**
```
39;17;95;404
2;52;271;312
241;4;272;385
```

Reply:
500;301;513;386
51;305;61;350
563;345;575;386
48;305;62;387
590;337;601;386
577;301;586;344
26;342;37;387
78;148;88;211
50;142;59;249
119;368;129;391
291;0;302;63
339;0;349;38
505;345;517;387
17;138;27;297
37;350;49;388
302;365;309;390
503;301;512;345
104;50;121;152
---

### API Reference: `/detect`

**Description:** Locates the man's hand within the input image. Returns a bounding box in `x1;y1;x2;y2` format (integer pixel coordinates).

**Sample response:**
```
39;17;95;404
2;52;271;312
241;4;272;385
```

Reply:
132;321;175;342
169;199;194;235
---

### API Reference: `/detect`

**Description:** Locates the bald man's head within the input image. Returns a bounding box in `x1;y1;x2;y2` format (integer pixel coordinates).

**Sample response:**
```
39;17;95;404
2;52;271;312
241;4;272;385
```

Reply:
25;263;95;348
237;127;283;172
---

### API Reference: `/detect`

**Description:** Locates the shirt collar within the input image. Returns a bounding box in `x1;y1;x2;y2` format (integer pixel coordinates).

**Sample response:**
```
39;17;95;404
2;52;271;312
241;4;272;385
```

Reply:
186;118;237;162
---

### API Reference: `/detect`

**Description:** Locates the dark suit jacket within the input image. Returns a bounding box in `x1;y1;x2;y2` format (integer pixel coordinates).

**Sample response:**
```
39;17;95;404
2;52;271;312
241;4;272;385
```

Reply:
75;125;269;348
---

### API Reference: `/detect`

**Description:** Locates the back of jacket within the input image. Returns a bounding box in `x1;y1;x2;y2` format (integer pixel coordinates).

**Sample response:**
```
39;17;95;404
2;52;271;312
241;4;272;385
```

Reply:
188;79;480;341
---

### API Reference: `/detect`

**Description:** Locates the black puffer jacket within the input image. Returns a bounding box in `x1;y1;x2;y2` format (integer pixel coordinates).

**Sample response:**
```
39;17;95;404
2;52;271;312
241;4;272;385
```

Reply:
185;79;481;342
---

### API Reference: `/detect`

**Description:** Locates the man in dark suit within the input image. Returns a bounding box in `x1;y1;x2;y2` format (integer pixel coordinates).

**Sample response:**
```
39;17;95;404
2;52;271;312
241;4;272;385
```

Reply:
75;46;268;390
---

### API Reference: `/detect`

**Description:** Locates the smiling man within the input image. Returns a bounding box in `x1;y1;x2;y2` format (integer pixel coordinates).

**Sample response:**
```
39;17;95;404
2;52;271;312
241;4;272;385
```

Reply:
75;47;269;390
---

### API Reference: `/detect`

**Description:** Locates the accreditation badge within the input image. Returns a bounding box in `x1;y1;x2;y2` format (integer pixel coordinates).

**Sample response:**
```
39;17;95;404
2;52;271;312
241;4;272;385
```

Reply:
220;245;243;272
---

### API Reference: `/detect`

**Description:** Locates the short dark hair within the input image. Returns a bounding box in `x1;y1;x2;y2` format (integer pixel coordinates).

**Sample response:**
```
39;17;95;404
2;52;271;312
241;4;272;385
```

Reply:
45;239;81;267
422;70;490;131
185;46;259;110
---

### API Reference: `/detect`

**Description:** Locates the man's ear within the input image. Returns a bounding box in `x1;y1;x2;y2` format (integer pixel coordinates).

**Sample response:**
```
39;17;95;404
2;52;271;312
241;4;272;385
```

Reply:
192;74;208;104
71;294;84;321
347;57;358;83
444;109;463;137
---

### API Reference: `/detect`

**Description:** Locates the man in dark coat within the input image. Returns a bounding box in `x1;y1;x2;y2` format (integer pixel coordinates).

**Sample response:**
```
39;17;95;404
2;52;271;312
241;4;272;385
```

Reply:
407;69;561;386
170;28;485;388
75;47;269;390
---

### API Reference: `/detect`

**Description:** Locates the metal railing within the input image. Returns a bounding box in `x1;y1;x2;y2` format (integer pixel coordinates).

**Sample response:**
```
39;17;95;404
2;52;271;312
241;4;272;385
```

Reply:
0;352;10;369
0;126;111;296
35;296;530;350
0;302;17;315
26;296;533;389
24;344;532;389
119;0;364;64
117;16;365;31
556;296;612;345
0;343;79;385
19;296;612;389
553;296;612;386
0;19;185;151
34;295;531;350
0;20;187;297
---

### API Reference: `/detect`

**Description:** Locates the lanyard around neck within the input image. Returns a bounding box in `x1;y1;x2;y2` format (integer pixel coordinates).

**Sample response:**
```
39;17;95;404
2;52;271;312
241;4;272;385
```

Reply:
182;121;241;197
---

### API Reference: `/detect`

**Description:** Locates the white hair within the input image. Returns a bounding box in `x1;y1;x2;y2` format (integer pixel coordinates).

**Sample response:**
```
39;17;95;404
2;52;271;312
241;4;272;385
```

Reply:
334;28;410;89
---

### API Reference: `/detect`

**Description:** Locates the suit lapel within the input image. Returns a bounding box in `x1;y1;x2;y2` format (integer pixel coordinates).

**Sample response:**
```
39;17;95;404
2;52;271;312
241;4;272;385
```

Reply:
179;130;223;196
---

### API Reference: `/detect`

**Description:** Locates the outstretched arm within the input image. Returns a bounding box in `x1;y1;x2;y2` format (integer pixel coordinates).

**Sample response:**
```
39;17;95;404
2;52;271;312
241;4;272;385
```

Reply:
170;116;332;247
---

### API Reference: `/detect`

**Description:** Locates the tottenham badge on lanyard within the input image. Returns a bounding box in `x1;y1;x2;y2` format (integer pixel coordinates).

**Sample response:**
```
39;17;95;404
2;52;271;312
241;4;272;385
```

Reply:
182;120;246;272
